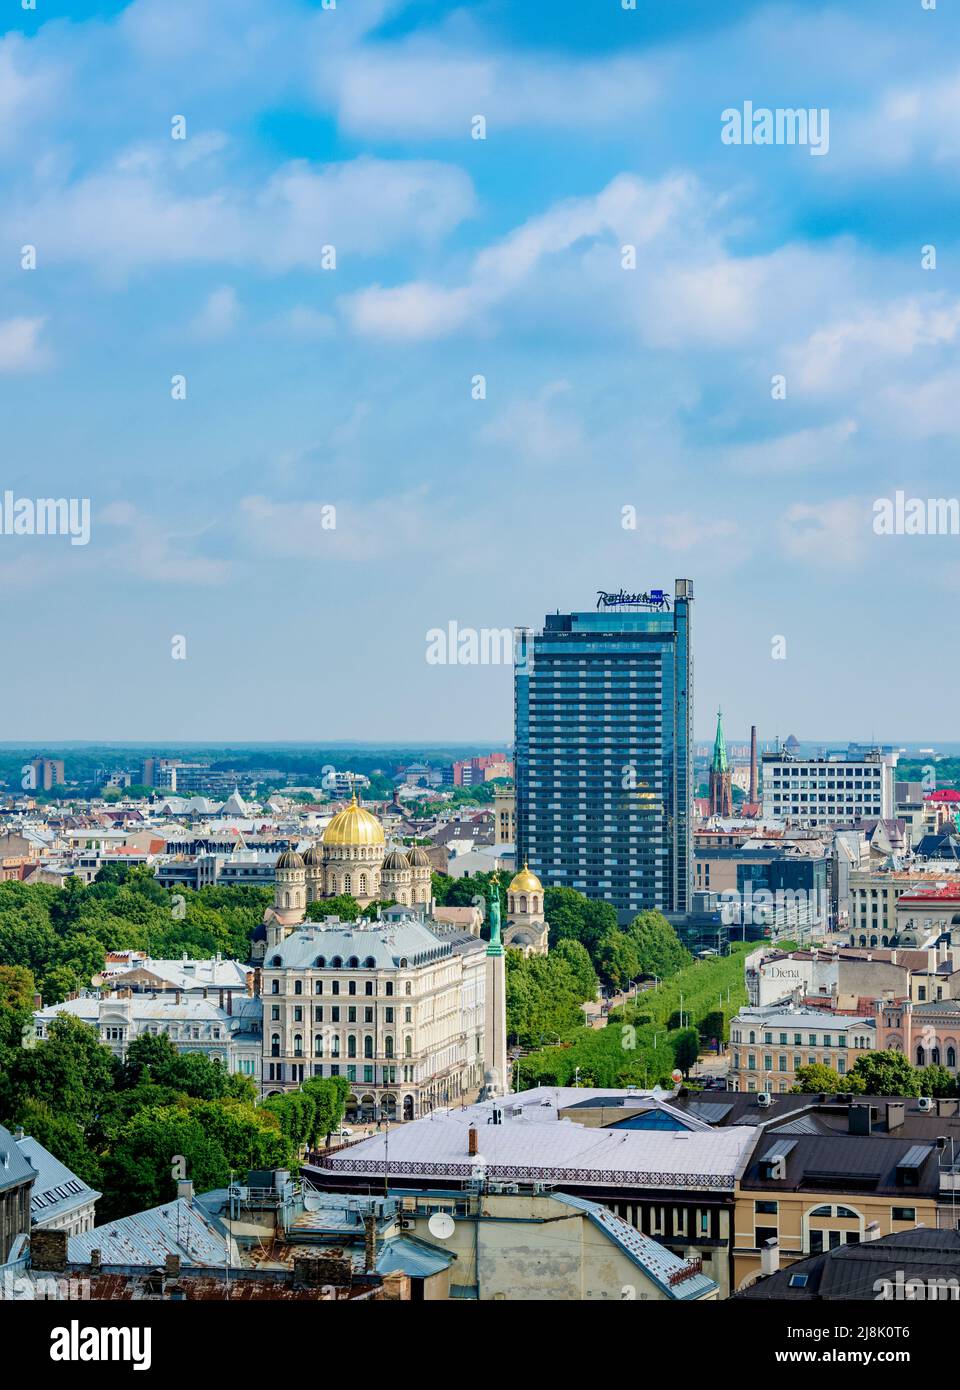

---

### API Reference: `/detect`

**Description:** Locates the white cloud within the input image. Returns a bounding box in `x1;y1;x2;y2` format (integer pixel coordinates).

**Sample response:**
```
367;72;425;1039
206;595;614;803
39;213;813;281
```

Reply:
266;306;336;340
190;286;240;339
341;172;698;340
722;419;860;476
785;298;960;396
631;511;739;552
778;497;872;570
0;317;48;371
10;155;474;273
100;503;229;585
328;43;658;138
237;492;432;561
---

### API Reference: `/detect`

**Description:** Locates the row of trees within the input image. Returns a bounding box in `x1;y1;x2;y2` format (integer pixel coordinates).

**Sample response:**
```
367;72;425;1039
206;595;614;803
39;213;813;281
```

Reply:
794;1053;960;1098
505;941;598;1046
516;944;753;1088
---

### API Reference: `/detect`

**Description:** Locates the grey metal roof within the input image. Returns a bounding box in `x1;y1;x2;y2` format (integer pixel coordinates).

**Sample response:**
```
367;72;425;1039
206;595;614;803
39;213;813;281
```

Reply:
0;1125;37;1194
68;1198;230;1267
375;1236;455;1279
16;1136;100;1223
265;917;454;971
551;1193;717;1300
898;1144;932;1169
759;1138;798;1163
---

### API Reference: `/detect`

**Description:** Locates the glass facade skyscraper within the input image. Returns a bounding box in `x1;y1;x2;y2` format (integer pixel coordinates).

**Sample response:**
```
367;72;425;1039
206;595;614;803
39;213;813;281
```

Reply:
515;580;693;924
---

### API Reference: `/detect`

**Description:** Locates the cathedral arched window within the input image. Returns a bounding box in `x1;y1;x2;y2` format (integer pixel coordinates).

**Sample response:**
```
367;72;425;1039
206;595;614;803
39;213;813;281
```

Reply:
360;874;367;894
344;874;352;893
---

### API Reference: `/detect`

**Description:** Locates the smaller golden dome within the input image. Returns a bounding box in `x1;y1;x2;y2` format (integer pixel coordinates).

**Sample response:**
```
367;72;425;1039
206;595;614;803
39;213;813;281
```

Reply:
276;849;305;870
302;843;324;867
322;794;385;847
509;862;543;894
406;845;430;867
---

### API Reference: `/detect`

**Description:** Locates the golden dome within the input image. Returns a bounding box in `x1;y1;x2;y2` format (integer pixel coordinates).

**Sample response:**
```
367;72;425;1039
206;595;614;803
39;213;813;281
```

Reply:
322;795;385;847
275;849;305;870
509;862;543;894
302;843;324;867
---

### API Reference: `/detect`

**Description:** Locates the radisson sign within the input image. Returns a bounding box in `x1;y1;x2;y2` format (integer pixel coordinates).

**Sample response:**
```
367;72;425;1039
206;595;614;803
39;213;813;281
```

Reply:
596;588;671;611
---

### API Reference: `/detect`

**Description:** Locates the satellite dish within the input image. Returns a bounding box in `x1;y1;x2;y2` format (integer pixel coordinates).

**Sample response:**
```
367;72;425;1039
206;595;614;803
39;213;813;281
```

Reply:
427;1212;456;1241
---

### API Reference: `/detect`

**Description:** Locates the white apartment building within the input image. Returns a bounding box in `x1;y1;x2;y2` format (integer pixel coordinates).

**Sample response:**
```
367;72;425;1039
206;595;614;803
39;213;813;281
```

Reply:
761;751;896;829
32;992;263;1084
261;911;487;1122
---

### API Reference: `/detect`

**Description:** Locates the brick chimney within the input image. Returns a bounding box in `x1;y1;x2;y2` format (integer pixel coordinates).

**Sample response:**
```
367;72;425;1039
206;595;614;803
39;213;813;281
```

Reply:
468;1127;478;1157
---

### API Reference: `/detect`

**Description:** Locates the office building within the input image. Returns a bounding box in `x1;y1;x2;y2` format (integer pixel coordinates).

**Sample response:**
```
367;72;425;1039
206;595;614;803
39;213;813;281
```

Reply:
761;750;896;828
515;580;693;923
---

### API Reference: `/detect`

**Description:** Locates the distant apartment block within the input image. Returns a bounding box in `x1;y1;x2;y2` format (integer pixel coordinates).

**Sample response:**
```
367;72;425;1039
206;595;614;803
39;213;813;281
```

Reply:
28;758;65;792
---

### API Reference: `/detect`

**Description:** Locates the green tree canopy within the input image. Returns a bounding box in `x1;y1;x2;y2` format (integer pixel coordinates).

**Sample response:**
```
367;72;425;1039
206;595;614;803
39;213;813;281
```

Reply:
625;910;691;980
848;1050;922;1097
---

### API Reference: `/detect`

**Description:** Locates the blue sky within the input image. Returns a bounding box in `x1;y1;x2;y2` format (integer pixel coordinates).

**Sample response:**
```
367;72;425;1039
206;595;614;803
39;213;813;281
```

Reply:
1;0;958;744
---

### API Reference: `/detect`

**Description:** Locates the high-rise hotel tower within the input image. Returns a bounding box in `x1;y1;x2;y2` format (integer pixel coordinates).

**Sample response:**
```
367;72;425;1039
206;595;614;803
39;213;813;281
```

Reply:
515;581;693;924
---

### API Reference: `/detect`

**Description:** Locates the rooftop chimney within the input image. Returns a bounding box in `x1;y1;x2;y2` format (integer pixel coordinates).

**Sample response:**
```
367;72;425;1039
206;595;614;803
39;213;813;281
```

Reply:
177;1179;194;1202
885;1101;905;1131
468;1127;479;1157
760;1237;780;1276
864;1221;881;1242
848;1104;872;1136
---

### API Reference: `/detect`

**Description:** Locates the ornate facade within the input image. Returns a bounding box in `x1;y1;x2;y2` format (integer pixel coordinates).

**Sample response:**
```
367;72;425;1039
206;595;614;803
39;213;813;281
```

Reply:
261;796;432;947
504;863;549;956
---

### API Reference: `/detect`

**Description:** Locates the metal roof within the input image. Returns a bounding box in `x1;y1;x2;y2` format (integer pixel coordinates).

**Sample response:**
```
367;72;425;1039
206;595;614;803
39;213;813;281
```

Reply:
898;1144;932;1170
265;918;454;971
0;1125;37;1194
317;1101;756;1191
759;1138;798;1163
16;1136;100;1223
551;1193;717;1300
68;1198;230;1267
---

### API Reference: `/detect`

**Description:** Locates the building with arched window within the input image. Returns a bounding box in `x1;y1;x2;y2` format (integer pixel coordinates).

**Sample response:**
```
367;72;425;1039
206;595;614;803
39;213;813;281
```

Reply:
259;908;487;1119
256;798;432;957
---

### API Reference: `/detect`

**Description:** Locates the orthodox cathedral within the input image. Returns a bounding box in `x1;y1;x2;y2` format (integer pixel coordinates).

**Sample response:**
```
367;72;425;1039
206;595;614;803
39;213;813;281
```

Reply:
259;794;549;955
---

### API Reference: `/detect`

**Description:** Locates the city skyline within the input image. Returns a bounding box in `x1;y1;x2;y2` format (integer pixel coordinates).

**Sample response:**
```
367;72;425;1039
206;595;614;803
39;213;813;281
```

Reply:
2;0;959;741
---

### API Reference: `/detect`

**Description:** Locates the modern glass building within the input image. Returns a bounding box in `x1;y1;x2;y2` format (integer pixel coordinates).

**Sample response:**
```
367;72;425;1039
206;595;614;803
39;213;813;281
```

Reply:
515;580;693;924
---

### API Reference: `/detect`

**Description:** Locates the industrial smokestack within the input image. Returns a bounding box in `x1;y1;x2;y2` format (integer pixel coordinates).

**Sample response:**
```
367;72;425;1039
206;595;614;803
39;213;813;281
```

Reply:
750;725;758;803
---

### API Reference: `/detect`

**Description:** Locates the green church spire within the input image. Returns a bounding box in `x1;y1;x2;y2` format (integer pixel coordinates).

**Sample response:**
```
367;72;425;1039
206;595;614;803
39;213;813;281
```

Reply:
712;709;728;774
